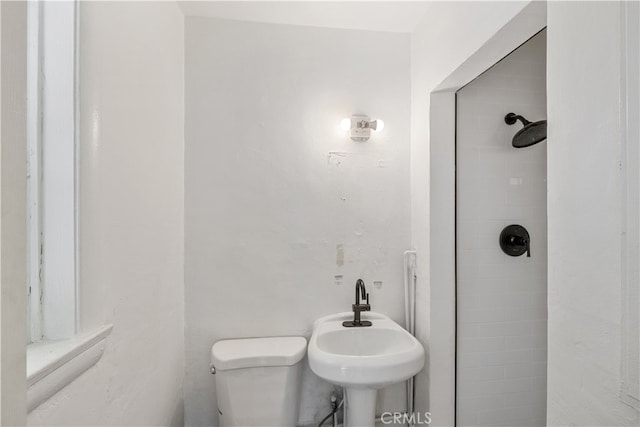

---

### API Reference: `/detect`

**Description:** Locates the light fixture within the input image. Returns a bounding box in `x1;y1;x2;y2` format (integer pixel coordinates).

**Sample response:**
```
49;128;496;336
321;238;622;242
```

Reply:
341;115;384;141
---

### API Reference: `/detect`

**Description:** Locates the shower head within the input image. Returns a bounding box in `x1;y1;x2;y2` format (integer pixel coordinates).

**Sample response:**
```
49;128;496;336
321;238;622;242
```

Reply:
504;112;547;148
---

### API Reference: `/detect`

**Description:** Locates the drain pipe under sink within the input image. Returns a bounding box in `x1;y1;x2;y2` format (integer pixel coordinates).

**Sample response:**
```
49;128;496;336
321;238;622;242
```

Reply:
403;250;418;426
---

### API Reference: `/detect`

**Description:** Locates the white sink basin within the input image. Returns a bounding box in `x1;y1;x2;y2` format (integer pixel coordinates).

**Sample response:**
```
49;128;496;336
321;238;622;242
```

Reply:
309;312;424;388
308;312;425;426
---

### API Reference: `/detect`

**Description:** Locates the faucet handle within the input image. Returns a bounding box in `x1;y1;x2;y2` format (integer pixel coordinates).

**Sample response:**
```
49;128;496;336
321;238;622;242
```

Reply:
366;293;369;304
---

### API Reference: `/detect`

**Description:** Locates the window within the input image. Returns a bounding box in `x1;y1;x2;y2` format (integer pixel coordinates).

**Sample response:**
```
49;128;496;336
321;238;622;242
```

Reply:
26;1;112;412
27;0;77;343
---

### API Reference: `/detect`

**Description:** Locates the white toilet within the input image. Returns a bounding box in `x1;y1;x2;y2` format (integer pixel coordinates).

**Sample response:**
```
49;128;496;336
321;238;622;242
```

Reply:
211;336;307;426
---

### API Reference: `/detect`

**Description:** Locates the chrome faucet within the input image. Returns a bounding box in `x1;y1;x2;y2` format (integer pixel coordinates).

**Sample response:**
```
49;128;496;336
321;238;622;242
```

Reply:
342;279;372;327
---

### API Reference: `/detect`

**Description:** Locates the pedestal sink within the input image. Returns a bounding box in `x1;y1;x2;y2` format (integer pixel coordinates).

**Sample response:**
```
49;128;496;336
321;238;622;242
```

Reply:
308;312;425;427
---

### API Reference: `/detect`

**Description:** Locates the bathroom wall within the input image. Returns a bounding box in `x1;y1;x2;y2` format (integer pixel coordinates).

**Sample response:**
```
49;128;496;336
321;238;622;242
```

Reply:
456;30;547;426
409;2;535;424
1;2;28;424
27;2;185;425
184;17;411;426
547;2;639;426
0;7;3;421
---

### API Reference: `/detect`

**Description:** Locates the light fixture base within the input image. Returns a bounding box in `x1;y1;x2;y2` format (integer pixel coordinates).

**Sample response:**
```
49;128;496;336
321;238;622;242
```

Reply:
349;115;371;142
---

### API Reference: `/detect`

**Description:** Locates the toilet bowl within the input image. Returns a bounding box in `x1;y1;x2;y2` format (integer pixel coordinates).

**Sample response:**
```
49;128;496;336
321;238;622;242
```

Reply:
211;336;307;426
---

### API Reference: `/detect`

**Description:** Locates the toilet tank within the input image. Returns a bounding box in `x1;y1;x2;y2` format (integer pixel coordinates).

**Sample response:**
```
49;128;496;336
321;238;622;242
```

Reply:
211;336;307;427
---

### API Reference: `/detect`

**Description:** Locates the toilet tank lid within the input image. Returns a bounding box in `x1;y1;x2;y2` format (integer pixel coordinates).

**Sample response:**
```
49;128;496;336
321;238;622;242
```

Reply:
211;336;307;371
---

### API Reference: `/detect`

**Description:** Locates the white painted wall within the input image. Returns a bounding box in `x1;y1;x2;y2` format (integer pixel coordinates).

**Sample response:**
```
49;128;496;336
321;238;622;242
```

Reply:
27;2;185;425
456;30;547;427
547;2;639;426
622;1;640;409
1;6;3;420
178;1;430;34
1;2;28;424
410;2;536;425
184;17;411;426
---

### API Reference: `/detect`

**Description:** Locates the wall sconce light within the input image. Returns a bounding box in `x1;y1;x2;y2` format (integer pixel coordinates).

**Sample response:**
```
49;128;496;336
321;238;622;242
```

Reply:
340;115;384;142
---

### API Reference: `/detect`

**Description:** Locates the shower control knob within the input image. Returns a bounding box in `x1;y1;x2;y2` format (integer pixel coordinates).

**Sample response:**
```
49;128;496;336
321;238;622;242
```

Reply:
499;224;531;257
509;235;527;246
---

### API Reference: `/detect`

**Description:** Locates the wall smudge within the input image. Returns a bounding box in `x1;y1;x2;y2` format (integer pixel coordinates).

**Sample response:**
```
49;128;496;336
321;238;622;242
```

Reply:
336;244;344;267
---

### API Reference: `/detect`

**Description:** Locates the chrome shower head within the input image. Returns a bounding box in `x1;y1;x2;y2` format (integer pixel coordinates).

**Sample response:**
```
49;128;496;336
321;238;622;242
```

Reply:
505;112;547;148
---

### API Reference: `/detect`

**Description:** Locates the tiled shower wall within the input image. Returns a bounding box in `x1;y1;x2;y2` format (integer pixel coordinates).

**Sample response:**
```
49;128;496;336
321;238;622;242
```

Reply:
456;30;547;426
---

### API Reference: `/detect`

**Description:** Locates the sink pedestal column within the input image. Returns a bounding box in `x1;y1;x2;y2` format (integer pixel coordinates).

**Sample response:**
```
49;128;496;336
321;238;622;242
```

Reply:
344;388;377;427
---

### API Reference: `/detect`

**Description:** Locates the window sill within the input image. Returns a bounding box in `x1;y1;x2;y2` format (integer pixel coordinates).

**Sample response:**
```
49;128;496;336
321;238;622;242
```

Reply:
26;324;113;412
